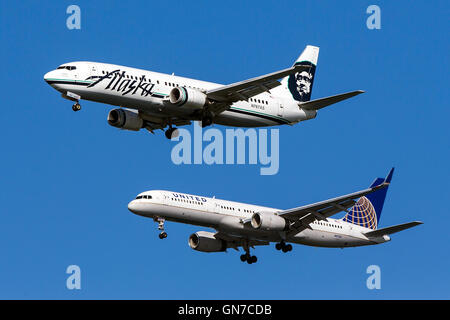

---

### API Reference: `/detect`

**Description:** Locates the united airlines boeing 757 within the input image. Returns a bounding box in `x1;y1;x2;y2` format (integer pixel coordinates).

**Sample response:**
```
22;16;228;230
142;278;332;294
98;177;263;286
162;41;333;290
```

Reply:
128;168;422;264
44;45;364;139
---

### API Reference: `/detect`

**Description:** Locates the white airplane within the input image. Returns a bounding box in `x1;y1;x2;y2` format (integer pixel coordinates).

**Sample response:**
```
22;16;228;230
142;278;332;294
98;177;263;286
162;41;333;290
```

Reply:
44;45;364;139
127;168;422;264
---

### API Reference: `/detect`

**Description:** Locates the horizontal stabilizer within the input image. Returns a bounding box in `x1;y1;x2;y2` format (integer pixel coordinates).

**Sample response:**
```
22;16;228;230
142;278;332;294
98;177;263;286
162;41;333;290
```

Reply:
364;221;423;238
299;90;364;111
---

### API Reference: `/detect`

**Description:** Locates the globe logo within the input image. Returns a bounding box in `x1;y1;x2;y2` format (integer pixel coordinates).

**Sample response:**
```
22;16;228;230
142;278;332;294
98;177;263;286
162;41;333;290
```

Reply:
343;197;378;230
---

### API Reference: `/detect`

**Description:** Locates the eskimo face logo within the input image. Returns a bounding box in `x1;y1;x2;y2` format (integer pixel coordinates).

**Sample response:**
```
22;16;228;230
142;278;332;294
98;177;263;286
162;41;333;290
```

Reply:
287;63;315;102
295;71;313;98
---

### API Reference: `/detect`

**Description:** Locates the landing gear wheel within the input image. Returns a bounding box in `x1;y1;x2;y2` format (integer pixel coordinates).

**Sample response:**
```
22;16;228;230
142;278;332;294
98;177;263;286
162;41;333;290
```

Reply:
158;231;167;239
201;117;213;128
165;127;179;139
246;255;257;264
276;241;292;253
240;254;247;262
72;103;81;112
280;243;292;253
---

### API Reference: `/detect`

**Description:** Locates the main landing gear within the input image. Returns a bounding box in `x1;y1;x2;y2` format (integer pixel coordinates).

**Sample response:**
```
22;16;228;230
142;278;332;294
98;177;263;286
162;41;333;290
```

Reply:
72;102;81;112
154;217;167;239
275;241;293;253
201;116;213;128
201;110;214;128
240;241;258;264
240;253;257;264
164;126;179;140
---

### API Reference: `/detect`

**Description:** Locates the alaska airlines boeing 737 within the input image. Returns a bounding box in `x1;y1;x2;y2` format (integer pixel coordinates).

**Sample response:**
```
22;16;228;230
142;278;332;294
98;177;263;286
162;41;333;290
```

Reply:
44;45;364;139
127;168;422;264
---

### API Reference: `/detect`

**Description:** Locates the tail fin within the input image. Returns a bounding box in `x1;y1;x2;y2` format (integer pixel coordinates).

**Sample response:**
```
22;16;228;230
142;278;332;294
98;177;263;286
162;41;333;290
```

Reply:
342;168;394;230
280;45;320;102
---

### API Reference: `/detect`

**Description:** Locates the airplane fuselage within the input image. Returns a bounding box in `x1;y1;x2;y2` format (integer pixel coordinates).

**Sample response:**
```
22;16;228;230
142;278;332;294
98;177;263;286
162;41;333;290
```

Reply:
127;190;389;248
44;61;315;128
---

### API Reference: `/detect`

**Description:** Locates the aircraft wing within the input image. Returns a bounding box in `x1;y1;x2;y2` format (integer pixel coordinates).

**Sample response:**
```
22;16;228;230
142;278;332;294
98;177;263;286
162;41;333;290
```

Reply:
214;232;270;251
206;64;310;105
138;110;192;133
278;180;390;235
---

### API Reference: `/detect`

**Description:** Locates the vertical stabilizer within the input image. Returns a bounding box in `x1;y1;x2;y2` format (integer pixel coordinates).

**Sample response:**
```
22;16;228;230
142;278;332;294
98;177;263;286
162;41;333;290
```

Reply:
342;168;394;230
279;45;320;102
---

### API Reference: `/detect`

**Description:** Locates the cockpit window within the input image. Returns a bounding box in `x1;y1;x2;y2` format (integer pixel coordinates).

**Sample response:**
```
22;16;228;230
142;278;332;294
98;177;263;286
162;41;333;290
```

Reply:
136;195;152;199
57;66;76;70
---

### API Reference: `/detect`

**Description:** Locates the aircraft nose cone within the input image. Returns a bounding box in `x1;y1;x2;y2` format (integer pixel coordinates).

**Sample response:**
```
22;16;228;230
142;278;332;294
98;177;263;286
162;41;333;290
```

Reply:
43;71;53;82
128;200;138;213
44;70;60;85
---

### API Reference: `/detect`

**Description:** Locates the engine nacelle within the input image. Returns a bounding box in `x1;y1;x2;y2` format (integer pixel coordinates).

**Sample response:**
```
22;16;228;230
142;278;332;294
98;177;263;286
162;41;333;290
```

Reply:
188;231;227;252
107;108;143;131
169;87;207;109
251;212;288;231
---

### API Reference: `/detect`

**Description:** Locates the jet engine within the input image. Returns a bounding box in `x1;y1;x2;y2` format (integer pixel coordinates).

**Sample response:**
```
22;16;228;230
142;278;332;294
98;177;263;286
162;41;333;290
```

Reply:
188;231;227;252
169;87;207;109
251;212;288;231
107;108;144;131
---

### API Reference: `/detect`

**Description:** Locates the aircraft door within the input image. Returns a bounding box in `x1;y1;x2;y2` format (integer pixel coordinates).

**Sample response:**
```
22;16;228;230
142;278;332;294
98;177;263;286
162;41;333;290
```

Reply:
277;102;284;117
88;64;99;78
207;199;218;213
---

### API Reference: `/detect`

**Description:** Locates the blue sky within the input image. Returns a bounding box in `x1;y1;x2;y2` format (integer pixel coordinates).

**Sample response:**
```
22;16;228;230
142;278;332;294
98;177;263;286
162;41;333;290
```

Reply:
0;0;449;299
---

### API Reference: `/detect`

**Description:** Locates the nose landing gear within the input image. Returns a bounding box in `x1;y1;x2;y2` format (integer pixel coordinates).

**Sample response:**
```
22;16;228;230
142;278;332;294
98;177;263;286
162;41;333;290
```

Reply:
154;217;167;239
72;102;81;112
158;231;168;239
